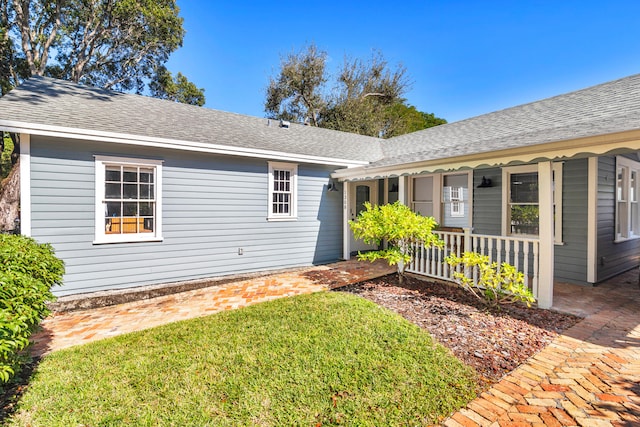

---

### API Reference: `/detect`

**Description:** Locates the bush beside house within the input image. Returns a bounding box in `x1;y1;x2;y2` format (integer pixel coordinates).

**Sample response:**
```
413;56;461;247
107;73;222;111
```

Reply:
0;234;64;383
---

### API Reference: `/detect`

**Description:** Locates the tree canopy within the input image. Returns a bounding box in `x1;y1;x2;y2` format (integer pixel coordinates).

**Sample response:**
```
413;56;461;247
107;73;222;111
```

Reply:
150;66;205;106
0;0;204;104
265;44;446;138
265;43;327;126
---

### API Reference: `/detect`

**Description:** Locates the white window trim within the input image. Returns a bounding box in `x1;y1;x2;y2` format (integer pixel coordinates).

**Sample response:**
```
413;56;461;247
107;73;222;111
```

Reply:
614;156;640;242
94;155;163;244
501;163;563;243
267;161;298;221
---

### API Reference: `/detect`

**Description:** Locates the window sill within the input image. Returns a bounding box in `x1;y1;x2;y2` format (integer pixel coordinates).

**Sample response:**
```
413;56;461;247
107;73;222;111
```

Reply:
267;216;298;222
93;236;164;245
614;235;640;244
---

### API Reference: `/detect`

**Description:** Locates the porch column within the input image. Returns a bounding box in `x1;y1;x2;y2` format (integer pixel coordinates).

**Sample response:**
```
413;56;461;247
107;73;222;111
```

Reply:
587;157;597;283
398;176;407;205
342;181;351;260
537;161;554;308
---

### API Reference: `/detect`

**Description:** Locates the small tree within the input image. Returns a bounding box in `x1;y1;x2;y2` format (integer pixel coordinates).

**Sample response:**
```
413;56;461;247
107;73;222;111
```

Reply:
349;201;443;283
446;252;535;307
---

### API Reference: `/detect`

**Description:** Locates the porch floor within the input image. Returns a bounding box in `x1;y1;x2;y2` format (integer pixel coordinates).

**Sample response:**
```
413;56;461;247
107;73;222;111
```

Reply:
28;262;639;426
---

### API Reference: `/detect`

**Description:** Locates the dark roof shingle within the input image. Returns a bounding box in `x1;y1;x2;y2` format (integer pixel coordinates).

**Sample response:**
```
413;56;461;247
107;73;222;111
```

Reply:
376;73;640;167
0;76;384;164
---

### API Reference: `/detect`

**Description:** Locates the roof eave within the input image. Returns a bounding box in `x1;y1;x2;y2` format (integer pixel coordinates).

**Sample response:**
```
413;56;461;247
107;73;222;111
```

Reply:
0;120;371;167
332;129;640;180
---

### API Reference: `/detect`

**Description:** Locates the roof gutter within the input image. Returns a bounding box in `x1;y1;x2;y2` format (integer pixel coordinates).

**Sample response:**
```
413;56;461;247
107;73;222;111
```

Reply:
0;120;371;167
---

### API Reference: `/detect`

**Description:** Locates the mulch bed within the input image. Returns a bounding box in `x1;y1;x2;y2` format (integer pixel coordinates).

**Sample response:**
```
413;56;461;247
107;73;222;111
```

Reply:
337;274;582;385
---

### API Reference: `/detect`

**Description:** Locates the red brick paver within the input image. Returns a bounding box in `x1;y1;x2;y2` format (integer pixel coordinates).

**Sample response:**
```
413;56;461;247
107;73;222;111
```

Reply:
30;259;394;356
445;269;640;427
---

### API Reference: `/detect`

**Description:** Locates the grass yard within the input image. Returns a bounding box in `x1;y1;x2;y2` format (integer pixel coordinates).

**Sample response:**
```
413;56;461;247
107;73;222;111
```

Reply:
5;292;478;426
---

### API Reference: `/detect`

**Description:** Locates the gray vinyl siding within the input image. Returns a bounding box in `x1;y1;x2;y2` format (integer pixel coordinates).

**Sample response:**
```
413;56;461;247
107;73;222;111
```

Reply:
553;159;588;284
596;155;640;282
30;136;343;296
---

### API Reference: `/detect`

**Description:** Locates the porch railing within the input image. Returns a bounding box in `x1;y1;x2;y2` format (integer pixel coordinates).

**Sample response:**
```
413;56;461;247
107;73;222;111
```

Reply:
406;228;540;299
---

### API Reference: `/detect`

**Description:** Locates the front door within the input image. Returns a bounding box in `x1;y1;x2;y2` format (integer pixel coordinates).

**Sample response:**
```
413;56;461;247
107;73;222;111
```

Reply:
349;181;378;254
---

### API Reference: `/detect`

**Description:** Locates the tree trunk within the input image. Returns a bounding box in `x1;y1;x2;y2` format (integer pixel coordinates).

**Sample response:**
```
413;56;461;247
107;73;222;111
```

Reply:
0;159;20;232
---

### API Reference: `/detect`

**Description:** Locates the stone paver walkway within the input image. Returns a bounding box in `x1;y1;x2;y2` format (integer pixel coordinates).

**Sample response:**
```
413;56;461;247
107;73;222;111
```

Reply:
445;269;640;427
30;261;640;426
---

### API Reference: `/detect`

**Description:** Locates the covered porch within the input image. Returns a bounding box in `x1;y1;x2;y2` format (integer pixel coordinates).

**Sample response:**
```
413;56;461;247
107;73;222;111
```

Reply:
338;160;556;308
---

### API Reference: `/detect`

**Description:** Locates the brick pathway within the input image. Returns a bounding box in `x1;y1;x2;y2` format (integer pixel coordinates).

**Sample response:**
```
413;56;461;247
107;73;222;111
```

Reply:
30;259;394;357
445;269;640;427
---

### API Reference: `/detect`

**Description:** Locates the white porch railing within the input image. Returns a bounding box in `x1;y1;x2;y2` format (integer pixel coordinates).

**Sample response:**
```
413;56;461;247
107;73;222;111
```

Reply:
406;228;540;299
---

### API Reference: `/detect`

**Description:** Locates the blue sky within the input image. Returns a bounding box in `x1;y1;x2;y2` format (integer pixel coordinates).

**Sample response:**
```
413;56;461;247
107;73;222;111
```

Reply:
165;1;640;123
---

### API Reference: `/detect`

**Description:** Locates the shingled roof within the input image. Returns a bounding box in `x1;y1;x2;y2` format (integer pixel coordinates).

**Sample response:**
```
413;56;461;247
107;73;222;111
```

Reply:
2;74;640;170
0;76;383;165
376;73;640;168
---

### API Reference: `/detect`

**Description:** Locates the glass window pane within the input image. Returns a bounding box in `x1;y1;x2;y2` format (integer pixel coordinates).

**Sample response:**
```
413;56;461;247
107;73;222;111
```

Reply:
141;218;154;233
355;185;370;216
617;167;625;201
105;183;121;199
139;202;154;216
139;184;153;199
106;218;121;234
123;202;137;216
105;167;121;182
121;217;138;233
106;202;121;217
123;168;137;183
510;172;538;203
510;205;539;235
123;183;138;199
139;169;154;183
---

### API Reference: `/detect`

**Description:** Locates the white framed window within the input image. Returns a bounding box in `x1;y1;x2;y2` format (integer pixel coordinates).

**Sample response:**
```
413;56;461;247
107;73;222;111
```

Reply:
449;186;464;217
94;156;163;244
410;172;471;227
502;163;563;243
268;161;297;221
615;156;640;241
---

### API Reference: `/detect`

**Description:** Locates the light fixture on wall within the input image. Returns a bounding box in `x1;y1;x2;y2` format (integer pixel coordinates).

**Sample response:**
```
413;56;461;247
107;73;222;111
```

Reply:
327;180;340;192
477;176;493;188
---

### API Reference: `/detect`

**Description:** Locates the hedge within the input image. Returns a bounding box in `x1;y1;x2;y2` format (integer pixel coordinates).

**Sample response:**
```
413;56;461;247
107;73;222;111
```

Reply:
0;234;64;383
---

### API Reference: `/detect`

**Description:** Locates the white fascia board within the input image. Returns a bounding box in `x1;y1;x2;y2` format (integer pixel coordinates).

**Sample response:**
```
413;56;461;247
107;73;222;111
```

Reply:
0;120;370;167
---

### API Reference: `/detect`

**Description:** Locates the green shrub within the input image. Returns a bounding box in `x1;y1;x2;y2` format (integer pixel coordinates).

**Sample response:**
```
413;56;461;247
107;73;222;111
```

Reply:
0;234;64;383
349;202;443;283
445;251;535;307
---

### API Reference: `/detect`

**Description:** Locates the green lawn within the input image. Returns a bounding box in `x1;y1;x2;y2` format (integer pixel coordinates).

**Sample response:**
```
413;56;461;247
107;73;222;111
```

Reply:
6;292;478;426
